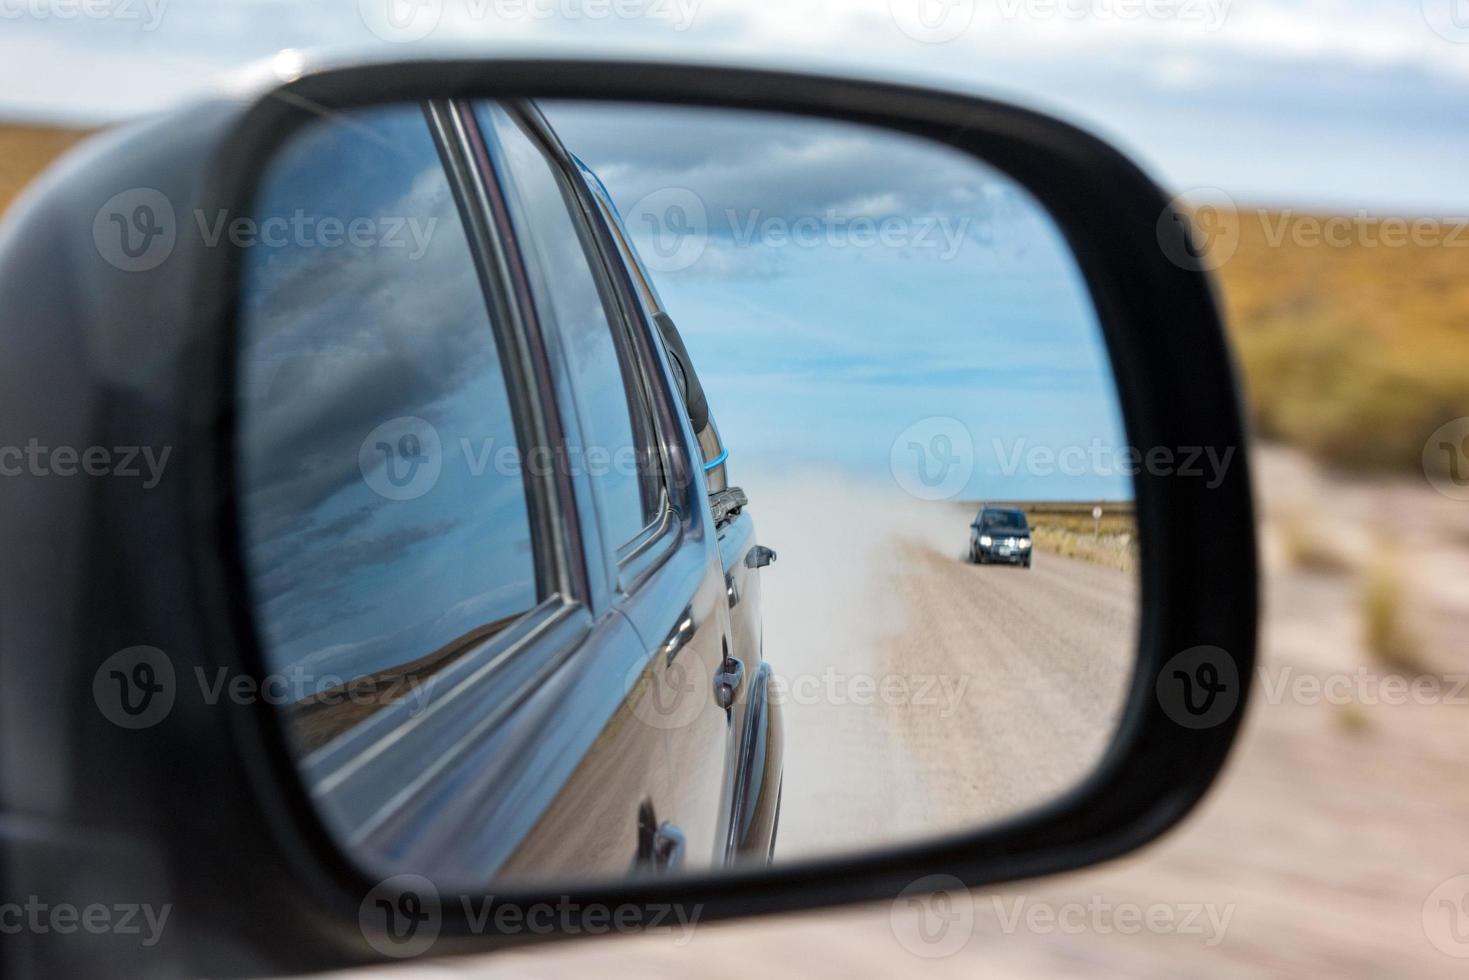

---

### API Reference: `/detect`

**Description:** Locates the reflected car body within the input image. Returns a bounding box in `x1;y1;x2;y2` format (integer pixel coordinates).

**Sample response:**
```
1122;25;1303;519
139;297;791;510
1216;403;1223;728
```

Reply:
969;506;1033;567
234;99;783;880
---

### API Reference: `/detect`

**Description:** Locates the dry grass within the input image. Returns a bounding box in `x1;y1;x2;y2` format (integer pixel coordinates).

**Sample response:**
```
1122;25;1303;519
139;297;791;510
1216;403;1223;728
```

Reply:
1213;208;1469;475
1277;509;1353;573
0;122;94;217
975;502;1139;572
1361;555;1425;674
1334;701;1372;734
1030;524;1136;572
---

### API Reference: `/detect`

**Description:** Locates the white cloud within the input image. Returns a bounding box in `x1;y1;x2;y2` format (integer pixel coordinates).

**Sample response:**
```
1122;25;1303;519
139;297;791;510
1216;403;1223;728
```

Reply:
3;0;1469;208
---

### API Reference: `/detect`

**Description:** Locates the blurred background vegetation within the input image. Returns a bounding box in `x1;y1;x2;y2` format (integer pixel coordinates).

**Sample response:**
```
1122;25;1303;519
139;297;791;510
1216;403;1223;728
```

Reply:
1216;208;1469;476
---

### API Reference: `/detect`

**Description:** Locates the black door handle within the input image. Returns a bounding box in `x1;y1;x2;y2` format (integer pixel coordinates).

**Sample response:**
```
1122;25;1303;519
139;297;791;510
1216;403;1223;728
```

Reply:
652;821;686;873
714;655;745;711
659;606;696;664
745;544;777;569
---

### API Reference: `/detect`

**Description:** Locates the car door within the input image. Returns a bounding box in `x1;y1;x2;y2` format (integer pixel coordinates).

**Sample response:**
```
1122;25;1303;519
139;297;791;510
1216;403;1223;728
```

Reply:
233;99;673;885
475;101;746;875
470;101;735;872
565;139;771;866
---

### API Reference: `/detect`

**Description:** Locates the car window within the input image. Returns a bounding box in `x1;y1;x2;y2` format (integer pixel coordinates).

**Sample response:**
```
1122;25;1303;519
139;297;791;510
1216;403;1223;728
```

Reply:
574;155;729;488
573;153;666;313
235;103;541;750
478;103;659;549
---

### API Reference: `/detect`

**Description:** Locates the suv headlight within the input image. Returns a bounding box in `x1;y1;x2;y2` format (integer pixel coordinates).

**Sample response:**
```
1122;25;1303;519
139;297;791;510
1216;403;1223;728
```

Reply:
978;535;992;546
1019;538;1032;549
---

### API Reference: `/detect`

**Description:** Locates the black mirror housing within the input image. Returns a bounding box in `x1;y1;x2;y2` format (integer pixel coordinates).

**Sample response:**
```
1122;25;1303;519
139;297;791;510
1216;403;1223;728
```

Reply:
0;52;1256;978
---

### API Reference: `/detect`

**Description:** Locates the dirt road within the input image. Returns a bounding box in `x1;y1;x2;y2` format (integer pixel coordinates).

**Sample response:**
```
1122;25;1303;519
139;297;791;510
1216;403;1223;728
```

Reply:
403;448;1469;978
751;475;1137;859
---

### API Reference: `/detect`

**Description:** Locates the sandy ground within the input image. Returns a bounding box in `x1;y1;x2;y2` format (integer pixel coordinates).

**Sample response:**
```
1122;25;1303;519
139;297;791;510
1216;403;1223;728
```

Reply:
329;447;1469;978
756;473;1135;859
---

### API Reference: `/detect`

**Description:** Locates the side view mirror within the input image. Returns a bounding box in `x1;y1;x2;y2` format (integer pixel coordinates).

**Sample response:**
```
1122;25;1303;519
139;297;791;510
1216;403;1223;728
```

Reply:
653;311;710;434
0;53;1256;977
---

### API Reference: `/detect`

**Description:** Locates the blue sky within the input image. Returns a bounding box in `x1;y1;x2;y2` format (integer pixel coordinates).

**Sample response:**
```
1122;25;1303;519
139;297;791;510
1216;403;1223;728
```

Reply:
3;0;1468;214
7;0;1464;500
548;102;1131;500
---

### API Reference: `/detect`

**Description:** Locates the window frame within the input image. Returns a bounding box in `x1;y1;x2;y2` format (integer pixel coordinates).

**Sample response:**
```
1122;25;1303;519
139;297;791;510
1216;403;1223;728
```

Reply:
570;151;731;491
263;101;601;837
476;100;682;594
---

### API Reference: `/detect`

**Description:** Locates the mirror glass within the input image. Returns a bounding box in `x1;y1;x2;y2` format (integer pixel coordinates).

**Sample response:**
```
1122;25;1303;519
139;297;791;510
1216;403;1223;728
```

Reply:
233;98;1138;887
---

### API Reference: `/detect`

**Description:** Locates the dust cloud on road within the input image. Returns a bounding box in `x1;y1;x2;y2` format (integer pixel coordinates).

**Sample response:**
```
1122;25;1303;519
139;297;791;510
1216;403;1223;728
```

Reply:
744;471;1138;862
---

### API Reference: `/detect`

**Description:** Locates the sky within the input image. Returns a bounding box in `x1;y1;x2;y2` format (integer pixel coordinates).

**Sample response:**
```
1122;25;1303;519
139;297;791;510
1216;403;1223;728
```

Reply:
2;0;1468;214
6;0;1465;503
546;102;1131;500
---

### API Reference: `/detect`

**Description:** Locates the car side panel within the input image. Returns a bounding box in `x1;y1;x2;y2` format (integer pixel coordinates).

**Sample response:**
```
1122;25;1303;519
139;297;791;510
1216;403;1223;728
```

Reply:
495;609;673;880
616;530;733;871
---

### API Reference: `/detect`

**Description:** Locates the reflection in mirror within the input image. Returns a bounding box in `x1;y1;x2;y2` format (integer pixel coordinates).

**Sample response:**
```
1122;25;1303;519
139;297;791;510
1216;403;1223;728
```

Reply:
234;98;1137;889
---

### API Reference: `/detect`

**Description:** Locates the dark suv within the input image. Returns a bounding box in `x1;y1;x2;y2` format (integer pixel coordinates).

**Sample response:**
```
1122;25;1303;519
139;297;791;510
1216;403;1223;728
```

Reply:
969;506;1034;567
231;100;784;878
